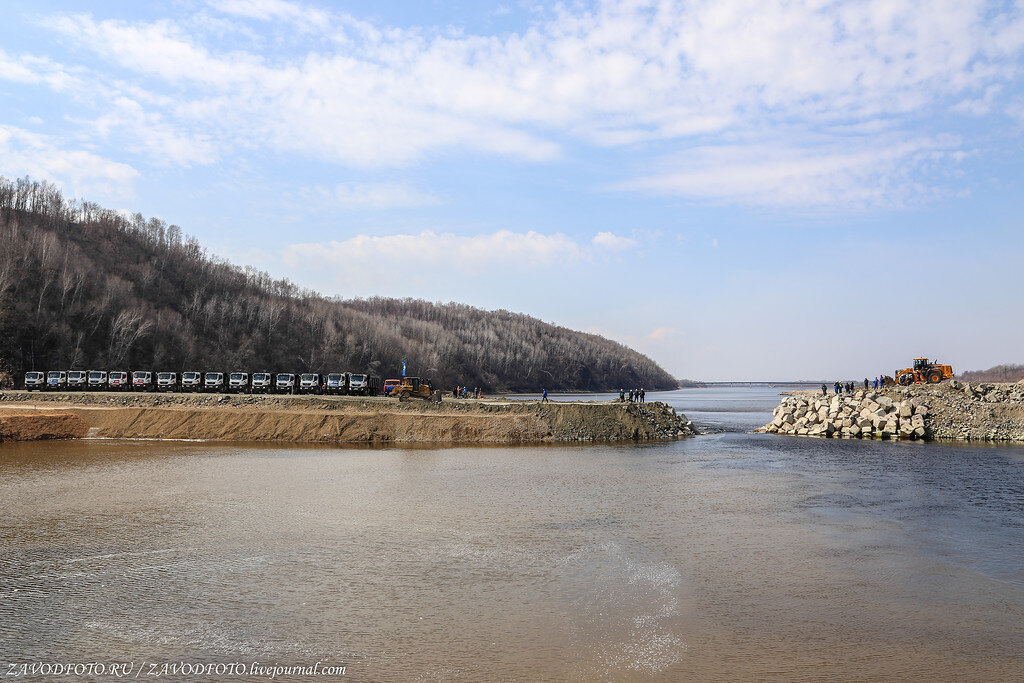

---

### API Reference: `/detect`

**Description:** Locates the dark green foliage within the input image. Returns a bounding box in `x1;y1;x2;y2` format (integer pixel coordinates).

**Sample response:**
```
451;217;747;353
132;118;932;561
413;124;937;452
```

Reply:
0;176;677;391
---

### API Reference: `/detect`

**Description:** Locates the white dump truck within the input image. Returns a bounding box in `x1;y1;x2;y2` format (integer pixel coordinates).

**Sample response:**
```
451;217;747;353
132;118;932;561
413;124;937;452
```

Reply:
347;373;381;396
325;373;347;395
298;373;321;394
46;371;67;390
156;372;178;392
24;371;45;391
180;371;202;391
275;373;295;394
107;371;128;390
87;370;107;390
131;370;153;391
250;372;272;393
228;372;248;393
204;372;224;392
67;370;87;390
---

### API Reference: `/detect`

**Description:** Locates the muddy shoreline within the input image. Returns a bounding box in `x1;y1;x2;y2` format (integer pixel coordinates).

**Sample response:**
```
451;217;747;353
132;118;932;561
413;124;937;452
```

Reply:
0;391;696;444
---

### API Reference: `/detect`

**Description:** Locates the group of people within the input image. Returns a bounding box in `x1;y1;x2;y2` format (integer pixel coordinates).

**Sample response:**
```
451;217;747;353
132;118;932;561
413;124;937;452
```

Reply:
452;386;481;399
822;376;890;396
619;388;645;402
824;381;855;395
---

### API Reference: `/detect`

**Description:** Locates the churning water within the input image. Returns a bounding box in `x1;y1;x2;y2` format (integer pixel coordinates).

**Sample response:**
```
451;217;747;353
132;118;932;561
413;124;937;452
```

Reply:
1;388;1022;680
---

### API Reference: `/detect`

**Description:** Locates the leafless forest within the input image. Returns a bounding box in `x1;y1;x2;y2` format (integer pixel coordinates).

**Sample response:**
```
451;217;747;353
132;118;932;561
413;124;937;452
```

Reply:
0;176;677;391
959;364;1024;383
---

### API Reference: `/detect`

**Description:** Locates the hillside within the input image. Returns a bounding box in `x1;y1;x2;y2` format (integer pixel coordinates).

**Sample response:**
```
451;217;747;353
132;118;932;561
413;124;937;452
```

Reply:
0;176;677;392
959;364;1024;384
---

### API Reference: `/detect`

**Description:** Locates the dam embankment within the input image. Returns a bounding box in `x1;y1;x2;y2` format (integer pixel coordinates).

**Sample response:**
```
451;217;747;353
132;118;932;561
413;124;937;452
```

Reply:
0;409;89;443
0;391;697;444
758;380;1024;442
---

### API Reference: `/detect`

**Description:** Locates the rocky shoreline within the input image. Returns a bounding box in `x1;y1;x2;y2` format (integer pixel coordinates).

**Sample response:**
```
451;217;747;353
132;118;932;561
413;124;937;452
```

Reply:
758;380;1024;443
0;391;697;444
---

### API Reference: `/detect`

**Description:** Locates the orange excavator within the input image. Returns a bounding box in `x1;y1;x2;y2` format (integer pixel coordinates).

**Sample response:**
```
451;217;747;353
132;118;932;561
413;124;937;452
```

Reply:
895;358;954;385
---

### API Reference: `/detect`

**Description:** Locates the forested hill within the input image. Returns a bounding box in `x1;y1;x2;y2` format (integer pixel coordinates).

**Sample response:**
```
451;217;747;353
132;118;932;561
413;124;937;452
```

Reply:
959;364;1024;383
0;177;677;392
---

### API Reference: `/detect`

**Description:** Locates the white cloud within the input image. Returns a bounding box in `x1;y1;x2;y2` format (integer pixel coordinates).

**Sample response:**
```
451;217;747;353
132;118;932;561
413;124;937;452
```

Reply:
22;0;1024;207
319;182;441;209
285;230;583;270
0;49;78;91
593;231;637;250
87;97;217;166
616;136;964;208
0;125;139;198
209;0;331;31
281;228;640;287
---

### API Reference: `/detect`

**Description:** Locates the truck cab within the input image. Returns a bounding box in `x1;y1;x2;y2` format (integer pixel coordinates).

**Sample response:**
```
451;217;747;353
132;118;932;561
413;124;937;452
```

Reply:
67;370;87;390
46;371;67;390
299;373;321;394
132;371;153;391
108;371;128;390
24;371;45;391
383;379;401;395
325;373;346;395
156;372;178;392
275;373;295;394
87;370;107;390
204;372;224;392
250;372;271;394
228;372;249;393
180;371;202;391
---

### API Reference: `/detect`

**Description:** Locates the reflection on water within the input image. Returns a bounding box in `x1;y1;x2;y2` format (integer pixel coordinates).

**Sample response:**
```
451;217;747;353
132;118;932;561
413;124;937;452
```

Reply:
1;389;1023;680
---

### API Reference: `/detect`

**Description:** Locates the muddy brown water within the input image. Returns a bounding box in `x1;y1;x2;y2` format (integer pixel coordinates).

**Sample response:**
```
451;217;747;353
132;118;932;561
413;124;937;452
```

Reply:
1;388;1023;680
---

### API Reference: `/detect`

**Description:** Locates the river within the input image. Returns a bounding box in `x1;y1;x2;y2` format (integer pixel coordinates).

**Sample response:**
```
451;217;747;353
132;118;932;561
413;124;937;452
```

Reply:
1;388;1022;680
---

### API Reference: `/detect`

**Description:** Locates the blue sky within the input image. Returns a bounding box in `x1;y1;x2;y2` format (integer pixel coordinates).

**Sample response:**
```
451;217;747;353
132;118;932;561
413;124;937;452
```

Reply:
2;0;1023;381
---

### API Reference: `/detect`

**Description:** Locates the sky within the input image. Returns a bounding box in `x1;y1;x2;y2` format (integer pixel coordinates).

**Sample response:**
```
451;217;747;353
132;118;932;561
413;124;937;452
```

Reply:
2;0;1023;381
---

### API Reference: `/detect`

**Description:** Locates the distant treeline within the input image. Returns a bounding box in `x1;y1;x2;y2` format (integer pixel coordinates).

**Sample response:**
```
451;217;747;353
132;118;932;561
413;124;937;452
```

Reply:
0;176;677;392
958;364;1024;383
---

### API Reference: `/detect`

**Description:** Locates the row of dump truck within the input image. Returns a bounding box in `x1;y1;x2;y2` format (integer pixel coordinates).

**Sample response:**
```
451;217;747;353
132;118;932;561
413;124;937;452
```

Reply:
21;370;384;395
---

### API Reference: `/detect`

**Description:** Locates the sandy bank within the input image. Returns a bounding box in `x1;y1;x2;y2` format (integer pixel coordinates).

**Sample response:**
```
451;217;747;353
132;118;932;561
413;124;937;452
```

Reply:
0;391;696;444
759;380;1024;442
0;409;89;442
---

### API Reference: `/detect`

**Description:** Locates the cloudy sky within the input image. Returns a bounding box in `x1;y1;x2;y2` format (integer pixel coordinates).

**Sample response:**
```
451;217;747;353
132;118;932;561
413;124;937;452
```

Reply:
2;0;1023;380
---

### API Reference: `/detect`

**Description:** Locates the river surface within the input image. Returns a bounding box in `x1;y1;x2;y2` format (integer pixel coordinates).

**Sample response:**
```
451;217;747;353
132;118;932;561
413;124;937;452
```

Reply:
1;388;1023;680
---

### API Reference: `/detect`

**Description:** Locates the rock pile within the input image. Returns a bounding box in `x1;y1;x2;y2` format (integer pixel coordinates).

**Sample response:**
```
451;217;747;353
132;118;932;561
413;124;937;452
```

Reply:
758;380;1024;443
758;391;929;439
